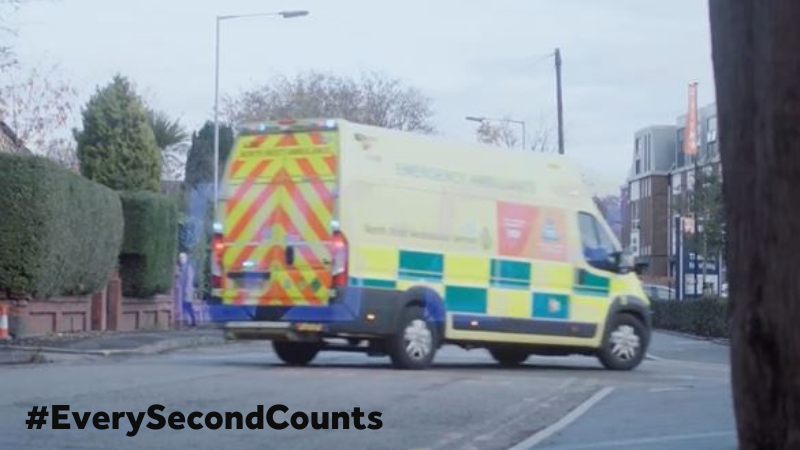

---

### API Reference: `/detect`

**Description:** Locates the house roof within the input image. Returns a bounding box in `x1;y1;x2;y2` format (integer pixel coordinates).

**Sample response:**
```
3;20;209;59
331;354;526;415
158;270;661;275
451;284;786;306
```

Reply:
0;121;31;154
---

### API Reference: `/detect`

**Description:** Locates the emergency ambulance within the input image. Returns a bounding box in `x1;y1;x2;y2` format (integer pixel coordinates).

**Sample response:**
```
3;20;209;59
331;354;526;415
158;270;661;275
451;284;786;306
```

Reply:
212;119;650;370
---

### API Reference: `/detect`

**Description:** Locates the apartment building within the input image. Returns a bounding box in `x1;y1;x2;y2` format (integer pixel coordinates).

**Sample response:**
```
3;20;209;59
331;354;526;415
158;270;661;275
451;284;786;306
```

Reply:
621;125;676;278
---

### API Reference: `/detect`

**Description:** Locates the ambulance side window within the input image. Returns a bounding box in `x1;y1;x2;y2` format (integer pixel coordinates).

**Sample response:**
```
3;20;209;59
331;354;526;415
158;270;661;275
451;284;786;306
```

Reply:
578;212;617;271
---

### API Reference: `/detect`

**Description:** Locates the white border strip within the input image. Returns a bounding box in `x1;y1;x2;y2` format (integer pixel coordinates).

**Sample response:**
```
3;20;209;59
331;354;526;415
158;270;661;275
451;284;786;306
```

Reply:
506;386;615;450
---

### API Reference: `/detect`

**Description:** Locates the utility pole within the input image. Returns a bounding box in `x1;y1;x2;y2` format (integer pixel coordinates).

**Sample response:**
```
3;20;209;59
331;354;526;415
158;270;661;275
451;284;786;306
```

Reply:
555;47;565;155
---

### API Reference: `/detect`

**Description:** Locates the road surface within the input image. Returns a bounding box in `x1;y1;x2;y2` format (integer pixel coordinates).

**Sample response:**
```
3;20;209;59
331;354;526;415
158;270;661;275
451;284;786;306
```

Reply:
0;332;734;450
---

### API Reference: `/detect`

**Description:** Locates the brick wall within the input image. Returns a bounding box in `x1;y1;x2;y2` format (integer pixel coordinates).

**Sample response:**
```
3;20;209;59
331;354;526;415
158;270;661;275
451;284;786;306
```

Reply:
119;296;173;332
6;275;179;337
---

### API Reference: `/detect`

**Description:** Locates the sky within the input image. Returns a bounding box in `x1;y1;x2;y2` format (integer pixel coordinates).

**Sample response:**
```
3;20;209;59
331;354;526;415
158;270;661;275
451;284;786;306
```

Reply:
3;0;716;194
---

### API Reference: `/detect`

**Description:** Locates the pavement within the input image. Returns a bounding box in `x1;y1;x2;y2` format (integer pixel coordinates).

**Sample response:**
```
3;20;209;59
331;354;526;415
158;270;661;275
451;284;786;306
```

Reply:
0;330;735;450
0;327;227;363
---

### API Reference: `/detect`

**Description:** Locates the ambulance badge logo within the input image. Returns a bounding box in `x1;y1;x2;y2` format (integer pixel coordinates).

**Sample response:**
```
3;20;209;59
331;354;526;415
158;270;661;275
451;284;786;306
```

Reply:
542;218;559;242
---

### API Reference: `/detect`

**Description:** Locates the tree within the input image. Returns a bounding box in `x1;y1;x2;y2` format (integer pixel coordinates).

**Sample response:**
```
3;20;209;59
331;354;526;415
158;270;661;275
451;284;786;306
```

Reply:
0;1;20;70
473;116;555;152
75;75;161;191
223;71;436;133
711;1;800;448
529;119;556;153
184;121;234;189
0;63;78;168
693;167;725;292
671;165;726;293
148;109;188;181
148;109;187;150
475;120;520;148
182;121;235;300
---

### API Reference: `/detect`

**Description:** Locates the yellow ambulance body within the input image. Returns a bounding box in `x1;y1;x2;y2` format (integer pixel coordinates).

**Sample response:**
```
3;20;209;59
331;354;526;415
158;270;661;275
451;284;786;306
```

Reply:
213;119;650;370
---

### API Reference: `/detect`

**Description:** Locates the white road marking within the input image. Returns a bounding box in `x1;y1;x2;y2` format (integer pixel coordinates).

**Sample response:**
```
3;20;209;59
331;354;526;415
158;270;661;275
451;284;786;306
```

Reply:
505;386;615;450
645;353;663;361
536;430;736;449
648;386;692;393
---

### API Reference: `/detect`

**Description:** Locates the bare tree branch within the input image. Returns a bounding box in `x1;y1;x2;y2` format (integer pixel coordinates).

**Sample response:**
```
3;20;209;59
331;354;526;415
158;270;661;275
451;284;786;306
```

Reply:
223;70;436;133
0;61;78;168
473;115;555;152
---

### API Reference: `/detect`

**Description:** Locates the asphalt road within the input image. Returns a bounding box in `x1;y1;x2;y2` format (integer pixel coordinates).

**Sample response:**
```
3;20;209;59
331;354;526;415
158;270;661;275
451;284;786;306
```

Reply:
0;332;734;450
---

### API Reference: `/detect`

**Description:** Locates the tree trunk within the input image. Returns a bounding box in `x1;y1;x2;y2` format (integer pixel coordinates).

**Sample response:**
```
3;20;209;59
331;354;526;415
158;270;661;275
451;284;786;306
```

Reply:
710;1;800;448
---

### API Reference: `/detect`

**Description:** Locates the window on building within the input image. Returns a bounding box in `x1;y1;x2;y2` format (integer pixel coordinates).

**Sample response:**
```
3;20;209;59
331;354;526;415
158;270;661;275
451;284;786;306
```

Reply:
706;116;719;159
672;173;682;195
634;137;642;174
707;116;718;143
578;212;618;271
708;141;717;159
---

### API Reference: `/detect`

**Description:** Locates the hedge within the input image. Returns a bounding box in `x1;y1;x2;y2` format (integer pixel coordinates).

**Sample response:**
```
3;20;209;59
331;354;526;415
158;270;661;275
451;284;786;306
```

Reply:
0;153;124;298
119;191;179;298
651;296;730;338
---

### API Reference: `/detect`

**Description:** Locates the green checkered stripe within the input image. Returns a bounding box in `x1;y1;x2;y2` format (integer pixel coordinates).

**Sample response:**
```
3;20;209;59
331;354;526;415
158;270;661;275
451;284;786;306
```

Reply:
573;269;611;297
352;250;612;318
490;259;531;289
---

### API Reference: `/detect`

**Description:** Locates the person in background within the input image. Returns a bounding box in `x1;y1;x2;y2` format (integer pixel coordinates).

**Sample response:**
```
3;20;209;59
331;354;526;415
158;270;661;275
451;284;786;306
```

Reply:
178;252;196;327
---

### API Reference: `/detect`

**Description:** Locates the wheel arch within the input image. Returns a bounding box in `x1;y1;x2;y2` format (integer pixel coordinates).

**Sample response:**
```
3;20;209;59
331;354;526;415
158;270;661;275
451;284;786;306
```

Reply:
398;286;447;335
605;295;652;343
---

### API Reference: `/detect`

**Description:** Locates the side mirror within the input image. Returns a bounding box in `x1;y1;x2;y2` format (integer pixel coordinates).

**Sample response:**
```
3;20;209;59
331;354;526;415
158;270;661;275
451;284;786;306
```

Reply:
614;251;636;274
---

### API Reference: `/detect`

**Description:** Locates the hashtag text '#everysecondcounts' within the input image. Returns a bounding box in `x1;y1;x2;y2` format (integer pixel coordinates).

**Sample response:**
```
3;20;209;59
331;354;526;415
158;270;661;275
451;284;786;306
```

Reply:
26;405;383;436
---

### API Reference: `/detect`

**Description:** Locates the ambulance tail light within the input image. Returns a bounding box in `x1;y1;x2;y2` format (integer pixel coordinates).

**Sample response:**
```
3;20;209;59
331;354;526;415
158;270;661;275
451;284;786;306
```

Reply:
211;225;224;289
331;230;349;289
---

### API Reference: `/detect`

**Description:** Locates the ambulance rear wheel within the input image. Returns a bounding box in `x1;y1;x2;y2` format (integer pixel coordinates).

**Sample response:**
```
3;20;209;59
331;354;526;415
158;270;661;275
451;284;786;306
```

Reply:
272;341;321;366
388;306;437;370
489;348;529;366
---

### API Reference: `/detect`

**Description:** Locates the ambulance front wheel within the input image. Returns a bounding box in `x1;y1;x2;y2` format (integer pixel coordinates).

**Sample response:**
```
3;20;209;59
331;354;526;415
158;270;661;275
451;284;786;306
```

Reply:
597;313;648;371
272;341;321;366
388;306;438;370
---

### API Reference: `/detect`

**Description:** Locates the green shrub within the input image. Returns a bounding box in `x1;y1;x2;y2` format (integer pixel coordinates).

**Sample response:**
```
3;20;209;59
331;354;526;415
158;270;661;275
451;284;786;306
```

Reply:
651;296;730;338
0;153;124;298
119;191;179;298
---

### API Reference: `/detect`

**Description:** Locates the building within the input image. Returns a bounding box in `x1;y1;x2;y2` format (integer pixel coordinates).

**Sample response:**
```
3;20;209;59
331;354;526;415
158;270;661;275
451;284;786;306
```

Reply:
621;102;724;297
669;103;722;297
621;125;677;279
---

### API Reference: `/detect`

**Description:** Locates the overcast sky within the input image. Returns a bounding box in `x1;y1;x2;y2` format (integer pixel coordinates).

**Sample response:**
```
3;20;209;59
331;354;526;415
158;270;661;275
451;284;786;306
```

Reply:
5;0;716;193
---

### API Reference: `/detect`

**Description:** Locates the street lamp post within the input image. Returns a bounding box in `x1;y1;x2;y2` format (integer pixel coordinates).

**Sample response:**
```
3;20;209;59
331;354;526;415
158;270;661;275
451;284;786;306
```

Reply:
213;10;309;215
465;116;527;150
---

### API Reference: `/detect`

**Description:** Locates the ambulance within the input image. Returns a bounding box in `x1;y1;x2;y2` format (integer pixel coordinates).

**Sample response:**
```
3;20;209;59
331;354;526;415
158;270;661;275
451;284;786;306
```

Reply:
212;119;650;370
